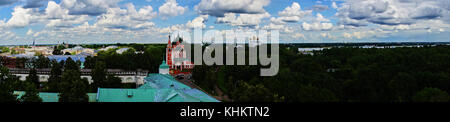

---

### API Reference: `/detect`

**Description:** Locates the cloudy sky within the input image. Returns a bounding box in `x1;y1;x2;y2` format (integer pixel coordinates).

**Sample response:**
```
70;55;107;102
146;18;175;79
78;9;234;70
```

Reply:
0;0;449;45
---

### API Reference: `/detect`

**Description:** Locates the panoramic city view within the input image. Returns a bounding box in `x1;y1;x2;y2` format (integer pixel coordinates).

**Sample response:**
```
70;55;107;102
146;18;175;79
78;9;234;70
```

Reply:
0;0;450;120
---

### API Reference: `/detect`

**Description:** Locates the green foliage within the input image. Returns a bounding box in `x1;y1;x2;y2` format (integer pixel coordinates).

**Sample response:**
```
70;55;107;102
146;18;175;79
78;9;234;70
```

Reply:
0;66;18;102
104;74;123;88
64;57;80;71
0;46;10;53
295;84;338;102
19;82;42;102
47;60;62;92
85;45;165;71
92;61;107;89
58;69;89;102
0;86;17;102
58;79;89;102
412;88;450;102
57;58;89;102
34;55;51;68
231;82;284;102
26;68;40;88
192;45;450;102
52;46;63;55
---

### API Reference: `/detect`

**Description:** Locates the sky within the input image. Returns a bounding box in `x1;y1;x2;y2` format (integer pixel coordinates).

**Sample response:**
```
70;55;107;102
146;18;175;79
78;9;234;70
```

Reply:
0;0;449;45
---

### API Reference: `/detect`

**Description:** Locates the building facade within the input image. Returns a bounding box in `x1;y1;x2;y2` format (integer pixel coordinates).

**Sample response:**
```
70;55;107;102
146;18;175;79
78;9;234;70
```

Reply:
166;35;194;75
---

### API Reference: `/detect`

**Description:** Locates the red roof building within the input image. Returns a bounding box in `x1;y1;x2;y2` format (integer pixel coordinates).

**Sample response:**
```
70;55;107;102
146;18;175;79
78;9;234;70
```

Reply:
165;35;194;75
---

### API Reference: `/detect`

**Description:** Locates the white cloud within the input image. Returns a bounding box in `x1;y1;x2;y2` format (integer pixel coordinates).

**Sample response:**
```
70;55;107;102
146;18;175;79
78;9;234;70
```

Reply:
195;0;270;17
336;0;449;28
0;20;5;28
302;22;333;31
262;22;293;33
279;2;307;17
216;12;270;27
320;32;336;39
61;0;122;16
264;23;285;30
315;13;329;22
44;1;91;28
46;15;89;28
343;32;352;39
265;1;317;31
0;30;15;40
6;7;38;28
342;31;377;39
159;24;184;33
26;29;34;35
95;4;156;30
159;0;187;19
292;33;306;39
45;1;67;19
332;2;338;9
126;3;157;21
312;5;329;12
186;15;209;28
269;17;286;25
277;2;312;23
300;13;333;31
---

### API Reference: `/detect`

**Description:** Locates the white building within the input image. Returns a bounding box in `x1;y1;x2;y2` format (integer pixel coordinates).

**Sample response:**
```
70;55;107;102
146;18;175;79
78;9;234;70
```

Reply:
159;60;170;75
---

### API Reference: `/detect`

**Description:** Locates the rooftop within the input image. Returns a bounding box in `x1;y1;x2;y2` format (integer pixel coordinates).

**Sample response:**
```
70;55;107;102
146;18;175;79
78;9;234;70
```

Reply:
14;74;219;102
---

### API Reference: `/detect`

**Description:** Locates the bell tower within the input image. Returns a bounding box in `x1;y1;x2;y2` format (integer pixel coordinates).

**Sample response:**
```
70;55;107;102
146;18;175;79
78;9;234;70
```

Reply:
166;35;173;67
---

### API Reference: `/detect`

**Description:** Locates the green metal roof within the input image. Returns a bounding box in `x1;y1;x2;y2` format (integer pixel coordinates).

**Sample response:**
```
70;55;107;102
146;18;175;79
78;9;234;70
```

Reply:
139;74;191;90
97;74;219;102
96;88;218;102
159;60;169;69
13;74;219;102
13;91;97;102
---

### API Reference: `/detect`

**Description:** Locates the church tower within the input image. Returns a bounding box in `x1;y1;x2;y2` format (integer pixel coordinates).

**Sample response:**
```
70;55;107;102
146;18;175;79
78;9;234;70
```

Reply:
166;35;173;67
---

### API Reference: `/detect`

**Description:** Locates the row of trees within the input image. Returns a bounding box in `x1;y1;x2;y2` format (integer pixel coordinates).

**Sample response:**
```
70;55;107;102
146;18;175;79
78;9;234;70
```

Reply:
0;66;42;102
84;45;165;72
192;45;450;102
0;56;130;102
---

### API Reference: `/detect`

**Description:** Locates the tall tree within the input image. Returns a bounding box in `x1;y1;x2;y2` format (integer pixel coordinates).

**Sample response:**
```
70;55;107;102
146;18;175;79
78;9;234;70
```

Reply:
64;57;79;71
58;79;89;102
26;68;40;89
58;58;88;102
0;85;17;102
34;55;50;69
52;46;63;55
47;60;62;92
19;82;42;102
0;66;10;83
104;74;122;88
92;61;107;89
0;66;17;102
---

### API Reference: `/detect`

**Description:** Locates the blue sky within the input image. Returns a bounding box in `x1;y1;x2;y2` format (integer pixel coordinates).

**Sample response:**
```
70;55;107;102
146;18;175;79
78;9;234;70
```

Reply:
0;0;449;45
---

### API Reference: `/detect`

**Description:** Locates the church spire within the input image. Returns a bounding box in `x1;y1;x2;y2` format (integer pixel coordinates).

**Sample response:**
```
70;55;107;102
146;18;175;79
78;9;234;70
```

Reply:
168;35;172;47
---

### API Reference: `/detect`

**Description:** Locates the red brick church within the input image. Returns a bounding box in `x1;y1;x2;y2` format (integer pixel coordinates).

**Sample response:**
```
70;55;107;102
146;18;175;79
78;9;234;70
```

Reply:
165;35;194;75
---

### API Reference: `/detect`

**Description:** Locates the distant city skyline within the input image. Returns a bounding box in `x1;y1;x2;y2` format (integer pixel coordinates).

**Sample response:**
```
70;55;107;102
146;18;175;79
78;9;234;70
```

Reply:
0;0;449;45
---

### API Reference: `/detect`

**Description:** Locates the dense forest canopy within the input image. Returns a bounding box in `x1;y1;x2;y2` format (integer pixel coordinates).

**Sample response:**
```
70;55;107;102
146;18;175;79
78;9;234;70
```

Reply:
192;45;450;102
